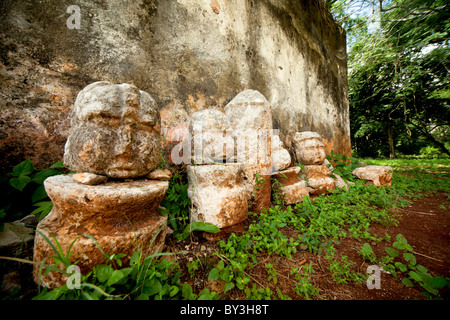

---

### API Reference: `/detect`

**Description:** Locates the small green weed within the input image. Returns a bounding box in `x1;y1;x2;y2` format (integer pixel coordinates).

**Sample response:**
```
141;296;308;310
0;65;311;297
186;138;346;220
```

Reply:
326;150;362;182
159;171;191;234
290;263;319;300
358;235;449;299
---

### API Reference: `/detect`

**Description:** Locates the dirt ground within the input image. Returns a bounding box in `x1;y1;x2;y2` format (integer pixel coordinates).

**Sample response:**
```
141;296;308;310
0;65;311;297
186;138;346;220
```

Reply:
169;192;450;300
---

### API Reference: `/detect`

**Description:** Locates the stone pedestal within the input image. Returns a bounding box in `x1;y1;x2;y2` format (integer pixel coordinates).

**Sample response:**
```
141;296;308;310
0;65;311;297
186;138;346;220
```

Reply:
187;164;248;229
33;175;169;288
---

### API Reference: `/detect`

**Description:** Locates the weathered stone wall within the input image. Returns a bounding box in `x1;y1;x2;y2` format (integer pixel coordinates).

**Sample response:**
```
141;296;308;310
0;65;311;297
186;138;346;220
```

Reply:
0;0;349;171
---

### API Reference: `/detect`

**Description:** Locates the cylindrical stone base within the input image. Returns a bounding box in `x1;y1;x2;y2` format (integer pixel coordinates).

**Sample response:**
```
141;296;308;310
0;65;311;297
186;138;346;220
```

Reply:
32;175;169;288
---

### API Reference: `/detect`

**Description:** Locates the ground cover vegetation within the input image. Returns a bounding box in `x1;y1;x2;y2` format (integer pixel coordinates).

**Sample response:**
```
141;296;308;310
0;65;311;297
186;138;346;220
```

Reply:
1;155;448;300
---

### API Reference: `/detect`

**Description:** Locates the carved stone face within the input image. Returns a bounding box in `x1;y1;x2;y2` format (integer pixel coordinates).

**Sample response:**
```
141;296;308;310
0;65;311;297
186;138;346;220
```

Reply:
64;81;161;178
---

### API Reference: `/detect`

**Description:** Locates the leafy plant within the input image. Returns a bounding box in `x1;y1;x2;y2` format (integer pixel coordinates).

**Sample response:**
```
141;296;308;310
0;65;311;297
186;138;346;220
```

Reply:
0;160;67;230
244;284;274;300
175;221;220;241
358;243;377;263
186;259;200;279
325;246;365;284
265;263;277;285
159;171;191;234
254;173;265;190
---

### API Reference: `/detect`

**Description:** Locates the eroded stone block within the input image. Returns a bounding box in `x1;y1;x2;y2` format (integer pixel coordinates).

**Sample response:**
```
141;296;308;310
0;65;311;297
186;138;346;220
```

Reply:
272;135;292;172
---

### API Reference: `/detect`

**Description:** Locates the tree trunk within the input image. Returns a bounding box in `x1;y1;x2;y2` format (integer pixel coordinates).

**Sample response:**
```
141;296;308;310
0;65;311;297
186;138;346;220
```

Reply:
388;124;395;159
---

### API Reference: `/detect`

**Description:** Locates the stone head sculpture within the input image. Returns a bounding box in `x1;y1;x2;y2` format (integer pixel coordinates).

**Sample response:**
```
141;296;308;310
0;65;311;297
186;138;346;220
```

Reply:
64;81;161;178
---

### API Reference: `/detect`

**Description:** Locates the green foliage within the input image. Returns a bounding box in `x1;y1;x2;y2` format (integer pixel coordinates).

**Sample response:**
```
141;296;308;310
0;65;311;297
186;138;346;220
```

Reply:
265;263;277;285
419;146;448;158
358;232;449;299
159;171;191;234
326;150;362;182
358;243;377;263
186;259;200;279
335;0;450;157
326;246;365;284
244;284;274;300
0;160;67;231
290;263;320;300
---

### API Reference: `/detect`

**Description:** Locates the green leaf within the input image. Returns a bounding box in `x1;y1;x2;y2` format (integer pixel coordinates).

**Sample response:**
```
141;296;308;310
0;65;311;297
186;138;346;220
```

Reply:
181;283;197;300
208;268;219;281
49;161;65;169
31;201;53;220
107;270;125;286
130;250;140;267
175;222;220;240
402;277;414;287
428;277;448;290
224;282;235;292
9;176;31;191
12;160;34;177
136;294;149;300
409;271;423;283
144;278;163;296
169;286;180;297
416;265;428;274
31;169;61;184
403;253;416;266
385;247;399;258
395;262;407;273
32;185;48;203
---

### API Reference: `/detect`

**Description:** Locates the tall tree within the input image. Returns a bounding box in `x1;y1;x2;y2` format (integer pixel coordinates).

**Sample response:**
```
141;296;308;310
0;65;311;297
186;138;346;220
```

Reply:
330;0;450;157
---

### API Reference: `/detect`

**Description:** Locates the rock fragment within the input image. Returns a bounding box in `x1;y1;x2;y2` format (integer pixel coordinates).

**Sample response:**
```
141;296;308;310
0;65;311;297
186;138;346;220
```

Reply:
146;169;172;181
73;172;108;185
352;165;393;187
